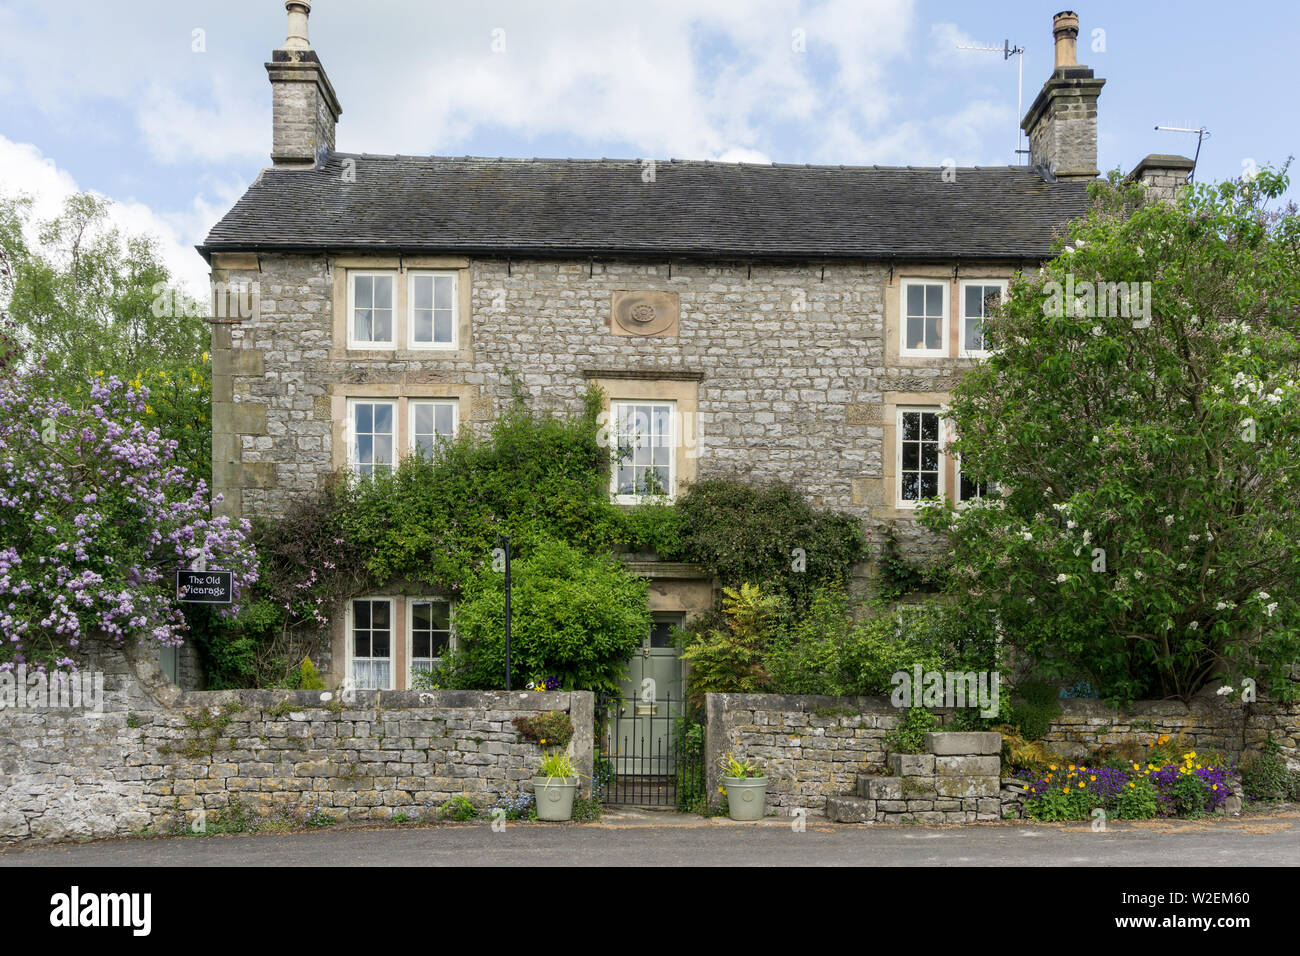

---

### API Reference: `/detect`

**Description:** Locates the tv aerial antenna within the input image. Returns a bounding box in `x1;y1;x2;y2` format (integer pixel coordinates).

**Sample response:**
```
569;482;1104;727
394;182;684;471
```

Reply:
956;38;1027;163
1154;125;1210;182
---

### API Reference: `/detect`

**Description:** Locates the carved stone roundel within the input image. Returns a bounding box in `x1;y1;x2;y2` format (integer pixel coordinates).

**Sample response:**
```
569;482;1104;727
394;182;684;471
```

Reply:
613;291;677;336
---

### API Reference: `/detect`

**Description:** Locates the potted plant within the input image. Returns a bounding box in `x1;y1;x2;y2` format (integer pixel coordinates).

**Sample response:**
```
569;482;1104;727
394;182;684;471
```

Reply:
532;751;580;821
720;752;767;821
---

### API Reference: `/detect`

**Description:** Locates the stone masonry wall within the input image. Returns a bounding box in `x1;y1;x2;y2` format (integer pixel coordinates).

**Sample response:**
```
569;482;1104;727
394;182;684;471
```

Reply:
705;693;901;813
706;693;1300;819
0;650;594;845
211;253;996;561
1044;697;1300;768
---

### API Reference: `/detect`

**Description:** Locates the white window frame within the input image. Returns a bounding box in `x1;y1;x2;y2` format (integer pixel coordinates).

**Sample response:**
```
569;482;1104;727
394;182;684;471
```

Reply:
347;271;398;349
956;462;997;504
348;596;395;691
408;399;459;458
407;597;454;686
610;399;677;505
900;278;949;357
346;398;397;477
896;406;944;508
958;278;1008;359
407;271;459;350
944;418;998;505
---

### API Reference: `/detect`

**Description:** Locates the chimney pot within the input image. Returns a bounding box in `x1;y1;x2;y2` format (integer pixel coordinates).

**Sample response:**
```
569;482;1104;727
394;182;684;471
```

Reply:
267;0;340;167
1052;10;1080;70
1021;10;1103;181
283;0;311;51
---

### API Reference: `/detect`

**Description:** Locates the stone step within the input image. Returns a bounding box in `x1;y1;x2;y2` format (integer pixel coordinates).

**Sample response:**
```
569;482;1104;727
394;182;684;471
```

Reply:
887;753;935;776
924;731;1002;756
856;775;903;800
825;795;876;824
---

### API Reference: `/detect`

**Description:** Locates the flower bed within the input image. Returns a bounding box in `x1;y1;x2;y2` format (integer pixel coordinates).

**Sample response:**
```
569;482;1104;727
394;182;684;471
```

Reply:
1020;750;1236;821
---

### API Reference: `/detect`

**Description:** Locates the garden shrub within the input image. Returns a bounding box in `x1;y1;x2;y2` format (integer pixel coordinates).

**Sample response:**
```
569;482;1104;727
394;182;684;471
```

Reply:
672;479;866;614
995;726;1063;773
884;708;941;755
0;360;256;671
440;537;650;694
1009;679;1061;740
296;658;326;690
1114;776;1160;819
875;525;946;600
1167;772;1210;818
1241;734;1292;801
681;583;781;700
765;587;948;697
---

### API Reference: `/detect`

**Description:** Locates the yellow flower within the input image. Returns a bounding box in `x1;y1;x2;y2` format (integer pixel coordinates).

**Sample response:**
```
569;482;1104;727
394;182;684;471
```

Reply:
1069;765;1076;771
1063;787;1070;793
1049;765;1057;771
1128;782;1136;789
1090;775;1097;781
1158;734;1170;744
540;739;546;745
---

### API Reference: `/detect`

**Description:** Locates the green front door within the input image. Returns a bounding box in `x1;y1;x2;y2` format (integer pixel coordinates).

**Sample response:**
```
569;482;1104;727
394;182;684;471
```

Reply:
612;614;685;776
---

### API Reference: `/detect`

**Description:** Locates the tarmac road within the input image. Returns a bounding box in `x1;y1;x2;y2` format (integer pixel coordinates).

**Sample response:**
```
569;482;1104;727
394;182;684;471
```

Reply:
2;808;1297;866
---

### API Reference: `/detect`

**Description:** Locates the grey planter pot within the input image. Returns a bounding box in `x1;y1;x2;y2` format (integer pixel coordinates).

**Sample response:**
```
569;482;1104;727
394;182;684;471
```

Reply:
722;776;768;821
533;776;578;821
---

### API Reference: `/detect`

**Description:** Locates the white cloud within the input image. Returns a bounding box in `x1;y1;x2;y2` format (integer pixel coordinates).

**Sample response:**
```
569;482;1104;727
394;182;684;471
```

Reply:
135;78;265;165
929;22;1004;67
0;135;216;298
935;99;1019;166
330;0;919;163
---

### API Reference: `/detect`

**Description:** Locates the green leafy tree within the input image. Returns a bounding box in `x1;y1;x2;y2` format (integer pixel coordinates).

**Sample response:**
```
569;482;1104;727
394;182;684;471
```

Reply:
0;191;211;484
0;192;208;394
440;537;651;692
921;166;1300;702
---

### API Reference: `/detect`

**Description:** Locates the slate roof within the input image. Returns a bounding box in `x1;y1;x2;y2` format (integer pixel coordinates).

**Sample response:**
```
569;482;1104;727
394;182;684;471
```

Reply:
200;151;1091;262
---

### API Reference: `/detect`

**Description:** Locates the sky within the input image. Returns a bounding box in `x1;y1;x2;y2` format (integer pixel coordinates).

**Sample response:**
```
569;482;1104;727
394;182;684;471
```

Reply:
1;0;1296;297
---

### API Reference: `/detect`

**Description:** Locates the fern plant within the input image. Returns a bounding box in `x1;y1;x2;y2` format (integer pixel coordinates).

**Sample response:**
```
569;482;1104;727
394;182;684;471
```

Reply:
682;583;782;700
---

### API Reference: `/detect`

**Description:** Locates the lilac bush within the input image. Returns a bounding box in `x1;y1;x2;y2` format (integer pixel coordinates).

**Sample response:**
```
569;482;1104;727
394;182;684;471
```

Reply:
0;362;257;670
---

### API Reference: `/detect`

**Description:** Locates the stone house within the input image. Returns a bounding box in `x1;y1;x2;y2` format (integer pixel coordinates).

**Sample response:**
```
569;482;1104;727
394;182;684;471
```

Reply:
199;4;1192;692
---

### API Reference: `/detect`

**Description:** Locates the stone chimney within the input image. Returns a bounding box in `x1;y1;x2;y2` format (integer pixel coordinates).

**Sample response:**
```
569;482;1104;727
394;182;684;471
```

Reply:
265;1;342;168
1020;11;1105;180
1125;154;1195;202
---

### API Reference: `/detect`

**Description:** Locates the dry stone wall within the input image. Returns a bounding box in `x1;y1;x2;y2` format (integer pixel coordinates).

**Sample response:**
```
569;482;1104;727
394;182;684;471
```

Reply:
706;692;1300;821
0;649;594;845
1043;697;1299;767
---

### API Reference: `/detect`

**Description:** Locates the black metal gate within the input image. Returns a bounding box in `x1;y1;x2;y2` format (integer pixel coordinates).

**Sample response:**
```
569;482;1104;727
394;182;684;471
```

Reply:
595;690;706;809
